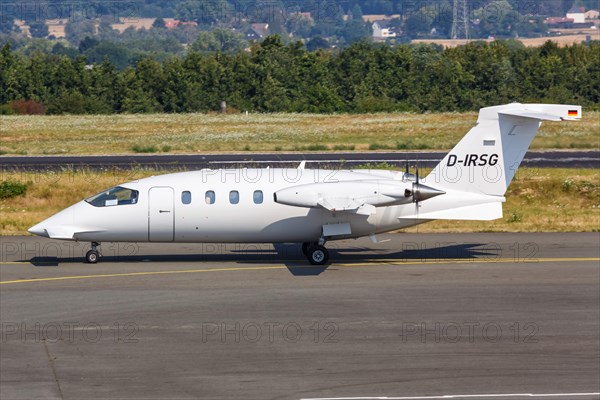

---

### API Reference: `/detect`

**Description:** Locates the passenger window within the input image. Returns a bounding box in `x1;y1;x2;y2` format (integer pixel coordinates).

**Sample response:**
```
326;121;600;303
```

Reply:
182;191;191;205
205;191;215;205
229;190;239;204
85;186;139;207
253;190;263;204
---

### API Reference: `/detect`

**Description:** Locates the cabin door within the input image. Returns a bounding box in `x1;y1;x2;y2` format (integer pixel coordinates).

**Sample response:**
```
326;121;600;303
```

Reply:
148;187;174;242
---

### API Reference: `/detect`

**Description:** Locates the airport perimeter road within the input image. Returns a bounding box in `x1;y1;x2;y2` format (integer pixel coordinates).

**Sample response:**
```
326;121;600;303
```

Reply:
1;233;599;400
0;150;599;170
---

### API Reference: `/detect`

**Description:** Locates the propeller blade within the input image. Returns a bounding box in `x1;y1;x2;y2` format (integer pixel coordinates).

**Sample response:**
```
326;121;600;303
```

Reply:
415;164;420;219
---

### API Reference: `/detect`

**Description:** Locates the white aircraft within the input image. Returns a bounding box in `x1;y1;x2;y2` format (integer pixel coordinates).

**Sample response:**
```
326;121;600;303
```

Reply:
29;103;581;265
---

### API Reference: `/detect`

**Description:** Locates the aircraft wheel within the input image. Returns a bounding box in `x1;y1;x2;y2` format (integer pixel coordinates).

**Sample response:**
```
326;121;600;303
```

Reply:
307;245;329;265
86;250;99;264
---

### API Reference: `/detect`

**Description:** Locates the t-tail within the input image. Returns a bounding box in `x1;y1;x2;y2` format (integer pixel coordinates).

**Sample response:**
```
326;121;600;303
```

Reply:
398;103;582;221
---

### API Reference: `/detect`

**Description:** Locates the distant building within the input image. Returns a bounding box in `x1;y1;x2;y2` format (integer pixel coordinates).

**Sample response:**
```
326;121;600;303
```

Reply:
372;20;396;39
566;6;586;24
585;9;599;20
13;19;31;37
289;12;313;21
545;16;575;27
362;14;401;23
245;23;269;40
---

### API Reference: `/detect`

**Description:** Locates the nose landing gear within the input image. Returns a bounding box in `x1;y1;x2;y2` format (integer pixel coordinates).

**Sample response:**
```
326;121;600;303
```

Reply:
86;242;101;264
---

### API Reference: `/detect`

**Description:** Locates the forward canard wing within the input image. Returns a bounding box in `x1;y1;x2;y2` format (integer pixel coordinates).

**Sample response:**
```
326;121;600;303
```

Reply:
29;224;106;240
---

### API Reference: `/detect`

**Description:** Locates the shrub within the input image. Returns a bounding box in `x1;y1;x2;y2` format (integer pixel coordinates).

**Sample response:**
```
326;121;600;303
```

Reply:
355;162;397;170
561;178;574;192
396;140;430;150
132;145;158;153
369;143;393;150
0;104;16;115
8;100;45;115
507;211;522;223
0;180;28;199
306;144;329;151
333;144;355;151
46;92;85;115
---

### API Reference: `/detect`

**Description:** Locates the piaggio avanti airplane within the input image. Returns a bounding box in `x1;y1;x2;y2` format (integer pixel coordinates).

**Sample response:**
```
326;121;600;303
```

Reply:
29;103;581;265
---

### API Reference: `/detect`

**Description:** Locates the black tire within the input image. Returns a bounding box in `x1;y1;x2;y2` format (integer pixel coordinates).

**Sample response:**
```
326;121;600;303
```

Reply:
86;250;99;264
307;245;329;265
301;242;311;256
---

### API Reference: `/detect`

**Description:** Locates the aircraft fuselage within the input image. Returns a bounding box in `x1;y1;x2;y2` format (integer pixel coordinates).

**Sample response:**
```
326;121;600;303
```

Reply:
30;168;421;245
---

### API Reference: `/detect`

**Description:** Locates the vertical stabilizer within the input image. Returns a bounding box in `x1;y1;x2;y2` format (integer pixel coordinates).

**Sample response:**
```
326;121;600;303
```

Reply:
425;103;582;196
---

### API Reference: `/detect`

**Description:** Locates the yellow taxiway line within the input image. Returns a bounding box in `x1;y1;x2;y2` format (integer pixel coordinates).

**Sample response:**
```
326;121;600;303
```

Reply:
0;257;598;285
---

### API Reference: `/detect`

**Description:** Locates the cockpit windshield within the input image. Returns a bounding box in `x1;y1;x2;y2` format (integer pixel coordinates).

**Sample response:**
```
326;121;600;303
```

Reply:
85;186;139;207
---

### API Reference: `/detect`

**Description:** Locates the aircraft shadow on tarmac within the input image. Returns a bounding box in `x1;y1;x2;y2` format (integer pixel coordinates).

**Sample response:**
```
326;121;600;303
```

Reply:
25;243;493;276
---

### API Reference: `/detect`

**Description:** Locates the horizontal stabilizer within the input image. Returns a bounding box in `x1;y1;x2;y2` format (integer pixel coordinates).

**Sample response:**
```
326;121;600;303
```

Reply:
395;191;505;221
400;202;503;221
499;111;562;121
496;104;582;121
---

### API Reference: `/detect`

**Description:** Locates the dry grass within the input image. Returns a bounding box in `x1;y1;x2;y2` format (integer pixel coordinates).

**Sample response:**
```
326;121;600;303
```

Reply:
405;168;600;233
0;168;598;236
1;112;598;155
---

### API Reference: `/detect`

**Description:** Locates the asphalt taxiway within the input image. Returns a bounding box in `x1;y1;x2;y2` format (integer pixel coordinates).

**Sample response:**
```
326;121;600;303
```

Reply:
1;150;598;171
1;233;599;400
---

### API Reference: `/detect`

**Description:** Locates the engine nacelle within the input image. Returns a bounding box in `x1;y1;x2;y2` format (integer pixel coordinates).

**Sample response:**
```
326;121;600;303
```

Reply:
274;181;415;210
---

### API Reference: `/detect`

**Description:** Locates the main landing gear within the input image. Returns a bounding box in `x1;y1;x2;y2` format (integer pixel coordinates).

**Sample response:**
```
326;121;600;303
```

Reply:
86;242;101;264
301;241;329;265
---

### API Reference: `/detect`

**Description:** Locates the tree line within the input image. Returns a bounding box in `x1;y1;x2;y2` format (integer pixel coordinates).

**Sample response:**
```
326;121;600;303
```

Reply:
1;37;598;115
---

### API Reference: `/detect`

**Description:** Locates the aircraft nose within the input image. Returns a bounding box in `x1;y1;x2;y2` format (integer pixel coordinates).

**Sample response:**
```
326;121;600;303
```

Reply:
28;223;49;238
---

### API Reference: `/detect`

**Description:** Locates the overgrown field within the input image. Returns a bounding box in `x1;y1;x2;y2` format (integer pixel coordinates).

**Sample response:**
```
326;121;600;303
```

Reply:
0;168;597;236
1;112;598;155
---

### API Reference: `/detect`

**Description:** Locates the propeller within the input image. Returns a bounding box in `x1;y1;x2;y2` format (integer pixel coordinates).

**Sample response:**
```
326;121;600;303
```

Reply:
414;165;420;220
403;160;415;182
413;165;420;203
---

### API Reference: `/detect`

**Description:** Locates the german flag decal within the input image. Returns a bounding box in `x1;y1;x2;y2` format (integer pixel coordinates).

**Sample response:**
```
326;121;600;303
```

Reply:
568;109;578;116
